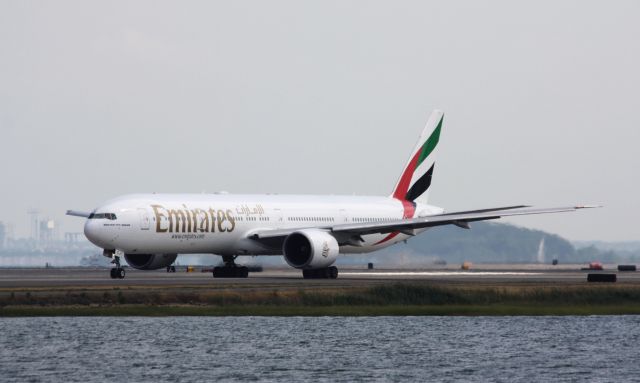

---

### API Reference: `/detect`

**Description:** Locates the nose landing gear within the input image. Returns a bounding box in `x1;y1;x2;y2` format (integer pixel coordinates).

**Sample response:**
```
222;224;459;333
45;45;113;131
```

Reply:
213;255;249;278
109;254;126;279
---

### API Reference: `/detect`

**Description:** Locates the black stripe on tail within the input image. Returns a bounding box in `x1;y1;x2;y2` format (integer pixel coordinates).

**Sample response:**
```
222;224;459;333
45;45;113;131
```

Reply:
405;164;434;201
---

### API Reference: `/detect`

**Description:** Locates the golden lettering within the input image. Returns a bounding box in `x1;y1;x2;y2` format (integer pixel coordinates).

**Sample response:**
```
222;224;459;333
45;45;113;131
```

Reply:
151;204;168;233
181;204;193;232
151;204;241;234
226;210;236;232
217;210;226;232
194;209;209;232
208;208;216;232
168;209;187;232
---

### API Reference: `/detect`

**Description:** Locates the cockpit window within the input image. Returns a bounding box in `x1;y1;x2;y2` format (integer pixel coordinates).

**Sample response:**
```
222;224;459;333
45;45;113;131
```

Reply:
88;213;117;220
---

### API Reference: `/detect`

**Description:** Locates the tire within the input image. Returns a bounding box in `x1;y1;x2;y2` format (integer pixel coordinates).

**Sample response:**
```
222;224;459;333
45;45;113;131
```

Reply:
214;266;248;278
118;268;126;279
303;268;337;279
110;268;116;279
587;273;616;282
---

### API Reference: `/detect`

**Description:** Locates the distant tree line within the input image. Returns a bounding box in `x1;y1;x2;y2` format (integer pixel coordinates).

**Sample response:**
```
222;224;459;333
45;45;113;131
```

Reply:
379;222;625;264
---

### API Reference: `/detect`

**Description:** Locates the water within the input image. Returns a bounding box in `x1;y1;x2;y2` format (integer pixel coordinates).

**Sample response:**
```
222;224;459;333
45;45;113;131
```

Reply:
1;316;639;382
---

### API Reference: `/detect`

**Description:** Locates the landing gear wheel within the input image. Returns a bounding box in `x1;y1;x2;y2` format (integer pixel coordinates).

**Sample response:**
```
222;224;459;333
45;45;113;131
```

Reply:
213;266;249;278
303;266;339;279
109;255;126;279
110;267;125;279
212;255;249;278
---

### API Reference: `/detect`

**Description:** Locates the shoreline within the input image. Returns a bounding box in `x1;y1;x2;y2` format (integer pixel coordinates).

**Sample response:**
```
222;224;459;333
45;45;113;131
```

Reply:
3;304;640;317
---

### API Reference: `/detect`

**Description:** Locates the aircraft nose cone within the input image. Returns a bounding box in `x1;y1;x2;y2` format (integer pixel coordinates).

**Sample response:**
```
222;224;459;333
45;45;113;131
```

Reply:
84;219;106;248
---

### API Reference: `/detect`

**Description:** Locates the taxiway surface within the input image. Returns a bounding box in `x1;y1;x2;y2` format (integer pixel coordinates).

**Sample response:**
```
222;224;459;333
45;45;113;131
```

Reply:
0;266;638;290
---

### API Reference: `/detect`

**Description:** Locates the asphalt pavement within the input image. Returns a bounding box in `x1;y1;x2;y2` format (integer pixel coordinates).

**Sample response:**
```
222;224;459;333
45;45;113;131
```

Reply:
0;266;636;290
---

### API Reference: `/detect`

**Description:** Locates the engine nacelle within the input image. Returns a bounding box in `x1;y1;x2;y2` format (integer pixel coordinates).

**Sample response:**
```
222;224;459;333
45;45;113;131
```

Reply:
283;229;339;269
124;253;178;270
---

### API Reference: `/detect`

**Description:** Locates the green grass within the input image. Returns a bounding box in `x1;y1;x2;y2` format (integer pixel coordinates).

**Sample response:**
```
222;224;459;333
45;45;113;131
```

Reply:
2;283;640;316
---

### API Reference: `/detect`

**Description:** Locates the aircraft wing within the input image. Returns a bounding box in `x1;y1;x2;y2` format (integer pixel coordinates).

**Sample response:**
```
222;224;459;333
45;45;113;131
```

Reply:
251;205;599;243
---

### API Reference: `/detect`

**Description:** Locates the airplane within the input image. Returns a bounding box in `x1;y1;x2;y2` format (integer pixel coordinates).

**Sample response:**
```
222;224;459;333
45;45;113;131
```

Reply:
67;110;597;279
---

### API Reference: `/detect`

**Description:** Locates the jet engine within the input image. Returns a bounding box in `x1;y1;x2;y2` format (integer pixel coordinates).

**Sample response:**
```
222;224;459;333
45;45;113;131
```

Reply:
283;229;339;269
124;253;178;270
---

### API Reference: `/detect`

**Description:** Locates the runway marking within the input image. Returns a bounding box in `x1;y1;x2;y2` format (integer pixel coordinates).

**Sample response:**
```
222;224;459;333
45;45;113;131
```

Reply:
340;271;542;277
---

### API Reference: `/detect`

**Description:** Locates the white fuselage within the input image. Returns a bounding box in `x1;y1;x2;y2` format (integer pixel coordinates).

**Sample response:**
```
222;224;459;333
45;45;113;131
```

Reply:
84;194;444;256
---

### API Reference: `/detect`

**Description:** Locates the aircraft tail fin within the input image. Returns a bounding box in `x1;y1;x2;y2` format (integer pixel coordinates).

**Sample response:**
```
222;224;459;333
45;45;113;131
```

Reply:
391;109;444;204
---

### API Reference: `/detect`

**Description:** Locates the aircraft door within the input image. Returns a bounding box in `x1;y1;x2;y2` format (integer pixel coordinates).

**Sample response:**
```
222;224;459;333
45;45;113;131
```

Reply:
138;208;150;230
339;209;350;223
273;208;283;228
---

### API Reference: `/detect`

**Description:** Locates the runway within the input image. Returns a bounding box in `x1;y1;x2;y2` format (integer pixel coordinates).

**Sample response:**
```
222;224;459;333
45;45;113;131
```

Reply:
0;266;638;290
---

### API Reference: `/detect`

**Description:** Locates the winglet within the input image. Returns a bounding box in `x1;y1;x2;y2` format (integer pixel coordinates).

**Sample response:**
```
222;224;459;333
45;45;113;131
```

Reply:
575;205;603;209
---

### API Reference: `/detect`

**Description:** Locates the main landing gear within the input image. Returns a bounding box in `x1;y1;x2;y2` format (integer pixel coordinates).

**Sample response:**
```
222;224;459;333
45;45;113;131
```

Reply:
213;255;249;278
303;266;338;279
110;255;126;279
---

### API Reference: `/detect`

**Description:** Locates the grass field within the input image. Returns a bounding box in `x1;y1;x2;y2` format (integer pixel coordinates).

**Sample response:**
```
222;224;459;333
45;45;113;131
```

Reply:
2;283;640;316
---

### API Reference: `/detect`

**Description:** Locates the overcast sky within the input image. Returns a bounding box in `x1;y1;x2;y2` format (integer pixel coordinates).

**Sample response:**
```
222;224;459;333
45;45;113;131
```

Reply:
0;1;638;241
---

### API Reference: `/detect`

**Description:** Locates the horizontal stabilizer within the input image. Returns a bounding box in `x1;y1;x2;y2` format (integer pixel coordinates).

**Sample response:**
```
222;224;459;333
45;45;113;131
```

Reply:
66;210;91;218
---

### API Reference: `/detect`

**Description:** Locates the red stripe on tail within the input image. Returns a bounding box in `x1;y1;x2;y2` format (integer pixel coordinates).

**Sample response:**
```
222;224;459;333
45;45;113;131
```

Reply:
392;150;421;200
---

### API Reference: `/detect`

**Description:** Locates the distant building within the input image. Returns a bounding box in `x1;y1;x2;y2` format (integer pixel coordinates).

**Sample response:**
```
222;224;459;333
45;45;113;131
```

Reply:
65;232;85;244
38;218;58;244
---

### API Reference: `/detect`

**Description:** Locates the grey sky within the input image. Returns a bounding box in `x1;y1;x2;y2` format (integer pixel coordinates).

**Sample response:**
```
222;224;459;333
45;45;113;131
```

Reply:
0;1;638;241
